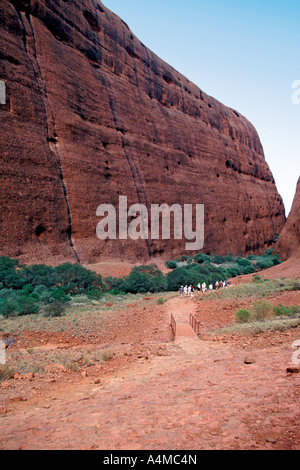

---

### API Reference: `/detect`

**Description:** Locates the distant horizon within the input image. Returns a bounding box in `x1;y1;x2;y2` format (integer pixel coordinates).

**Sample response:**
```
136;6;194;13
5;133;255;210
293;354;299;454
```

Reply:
104;0;300;217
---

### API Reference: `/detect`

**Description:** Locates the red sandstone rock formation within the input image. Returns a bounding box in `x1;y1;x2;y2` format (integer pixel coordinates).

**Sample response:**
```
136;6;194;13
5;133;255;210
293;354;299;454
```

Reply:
0;0;286;264
275;177;300;262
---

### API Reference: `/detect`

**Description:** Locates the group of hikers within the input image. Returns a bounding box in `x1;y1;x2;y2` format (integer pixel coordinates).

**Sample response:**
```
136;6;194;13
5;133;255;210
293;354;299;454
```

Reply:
179;280;230;298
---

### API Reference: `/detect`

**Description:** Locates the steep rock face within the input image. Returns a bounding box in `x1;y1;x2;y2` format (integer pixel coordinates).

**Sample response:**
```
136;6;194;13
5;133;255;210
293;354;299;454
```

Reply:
0;0;286;264
275;177;300;261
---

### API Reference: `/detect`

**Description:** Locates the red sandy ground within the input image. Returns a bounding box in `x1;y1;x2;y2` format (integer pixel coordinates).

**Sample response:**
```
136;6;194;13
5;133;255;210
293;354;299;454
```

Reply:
84;258;171;279
0;261;299;450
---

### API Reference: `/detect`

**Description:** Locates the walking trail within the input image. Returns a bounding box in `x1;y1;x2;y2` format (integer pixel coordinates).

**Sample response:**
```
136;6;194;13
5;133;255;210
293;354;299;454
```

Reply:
0;296;299;450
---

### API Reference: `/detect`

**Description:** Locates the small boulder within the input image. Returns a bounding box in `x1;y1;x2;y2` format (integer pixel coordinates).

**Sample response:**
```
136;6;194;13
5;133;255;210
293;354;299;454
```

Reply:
23;372;34;381
244;356;256;364
286;366;300;374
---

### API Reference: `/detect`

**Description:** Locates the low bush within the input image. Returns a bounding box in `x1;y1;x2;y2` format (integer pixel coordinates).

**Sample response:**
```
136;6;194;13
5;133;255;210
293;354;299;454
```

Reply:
0;365;15;382
166;267;191;291
54;263;103;294
210;255;226;265
236;257;253;268
193;253;211;264
273;304;300;316
0;257;26;290
0;251;289;317
103;276;124;293
0;298;18;317
0;257;103;295
16;295;39;316
166;261;177;269
43;301;66;318
252;275;264;284
120;265;166;294
23;264;56;288
86;288;104;300
121;270;152;294
235;308;252;324
251;300;273;320
290;281;300;291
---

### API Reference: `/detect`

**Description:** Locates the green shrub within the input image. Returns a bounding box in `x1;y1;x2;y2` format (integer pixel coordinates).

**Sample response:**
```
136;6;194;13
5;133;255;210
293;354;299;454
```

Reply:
235;258;255;274
0;257;104;295
86;288;104;300
120;265;167;294
17;295;39;316
104;276;125;293
271;254;281;266
121;270;153;294
193;253;211;264
254;258;274;270
151;274;168;292
252;275;263;284
166;267;191;291
235;309;252;324
273;303;289;316
189;265;210;276
0;256;26;290
0;298;18;317
166;261;177;269
236;257;252;268
251;300;272;320
0;288;15;300
21;284;34;295
50;287;71;303
133;264;163;277
33;285;53;304
23;264;56;288
211;254;226;265
157;298;164;305
241;265;256;274
54;263;103;294
273;304;300;316
225;267;241;278
43;301;66;318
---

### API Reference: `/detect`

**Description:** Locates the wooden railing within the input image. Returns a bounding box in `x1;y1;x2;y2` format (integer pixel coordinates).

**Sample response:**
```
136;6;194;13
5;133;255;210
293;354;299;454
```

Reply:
170;314;176;336
189;314;201;337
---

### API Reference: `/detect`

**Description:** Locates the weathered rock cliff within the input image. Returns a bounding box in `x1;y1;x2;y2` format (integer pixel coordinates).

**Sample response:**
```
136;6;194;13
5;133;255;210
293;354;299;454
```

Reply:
0;0;286;264
275;177;300;261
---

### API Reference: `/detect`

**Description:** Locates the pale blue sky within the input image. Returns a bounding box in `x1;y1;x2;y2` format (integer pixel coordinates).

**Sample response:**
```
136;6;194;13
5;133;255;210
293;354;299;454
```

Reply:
104;0;300;215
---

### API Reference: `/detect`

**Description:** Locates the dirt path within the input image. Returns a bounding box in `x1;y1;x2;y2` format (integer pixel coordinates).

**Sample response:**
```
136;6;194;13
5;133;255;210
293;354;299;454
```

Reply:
0;296;299;450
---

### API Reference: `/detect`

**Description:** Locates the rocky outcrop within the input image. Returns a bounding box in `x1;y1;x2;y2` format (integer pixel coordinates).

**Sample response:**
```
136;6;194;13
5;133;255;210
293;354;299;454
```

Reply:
0;0;286;264
275;177;300;261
